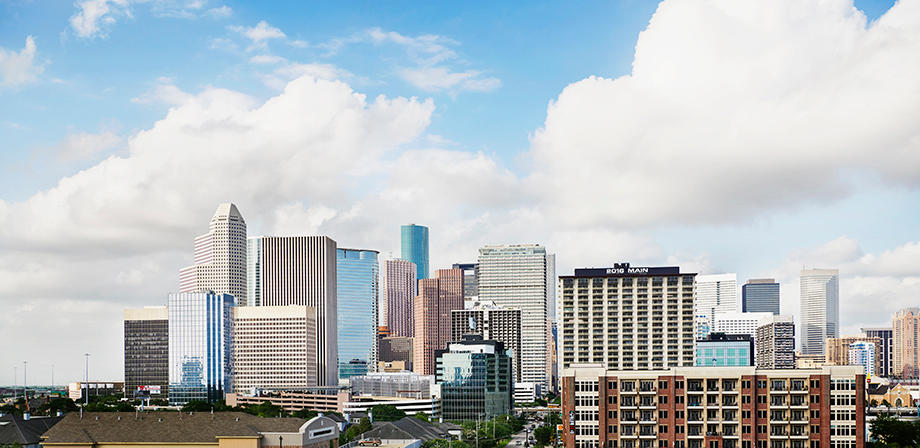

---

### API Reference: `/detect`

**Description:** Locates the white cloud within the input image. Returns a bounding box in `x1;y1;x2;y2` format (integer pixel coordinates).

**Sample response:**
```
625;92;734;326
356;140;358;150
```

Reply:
527;0;920;229
229;20;286;49
131;78;194;105
52;131;124;162
249;54;285;65
205;5;233;18
70;0;131;38
262;62;352;89
399;67;501;93
0;36;44;88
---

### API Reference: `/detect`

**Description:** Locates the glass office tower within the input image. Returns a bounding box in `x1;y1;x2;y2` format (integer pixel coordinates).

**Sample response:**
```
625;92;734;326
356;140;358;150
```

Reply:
436;335;513;420
401;224;429;280
337;248;379;380
742;278;780;314
168;291;234;405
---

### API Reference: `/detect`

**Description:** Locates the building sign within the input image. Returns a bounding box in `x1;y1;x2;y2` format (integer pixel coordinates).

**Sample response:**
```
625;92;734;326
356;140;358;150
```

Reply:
573;264;680;277
137;385;161;395
569;410;575;434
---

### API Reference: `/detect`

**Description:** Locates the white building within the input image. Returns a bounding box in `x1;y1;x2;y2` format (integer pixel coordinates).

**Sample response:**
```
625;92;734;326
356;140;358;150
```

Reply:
232;305;318;393
712;312;774;337
800;268;840;355
849;341;876;377
179;203;247;306
694;273;738;323
450;301;523;382
478;244;555;390
247;235;338;385
514;382;543;404
344;397;441;419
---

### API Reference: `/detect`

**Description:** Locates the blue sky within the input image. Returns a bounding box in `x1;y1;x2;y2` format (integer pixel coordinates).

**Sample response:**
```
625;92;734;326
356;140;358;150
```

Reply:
1;0;918;383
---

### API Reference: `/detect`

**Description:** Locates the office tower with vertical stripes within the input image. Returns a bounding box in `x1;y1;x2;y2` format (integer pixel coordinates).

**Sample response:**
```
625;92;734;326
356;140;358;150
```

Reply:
383;258;417;337
232;305;318;392
247;235;338;386
862;327;893;377
893;307;920;378
695;273;738;325
451;302;523;382
124;306;169;398
800;268;839;356
336;248;379;379
178;203;247;306
742;278;780;314
413;268;464;375
168;291;234;405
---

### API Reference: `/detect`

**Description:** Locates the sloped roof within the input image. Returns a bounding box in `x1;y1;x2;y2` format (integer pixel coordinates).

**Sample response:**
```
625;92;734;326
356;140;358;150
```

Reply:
363;417;449;442
42;412;306;445
213;203;244;220
0;414;64;445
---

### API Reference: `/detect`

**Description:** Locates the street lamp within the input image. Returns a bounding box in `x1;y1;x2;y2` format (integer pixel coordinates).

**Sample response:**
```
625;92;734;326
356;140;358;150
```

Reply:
84;353;90;406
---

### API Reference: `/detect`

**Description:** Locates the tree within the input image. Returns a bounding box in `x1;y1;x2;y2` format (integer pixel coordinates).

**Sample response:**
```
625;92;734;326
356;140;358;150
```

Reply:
342;417;374;443
181;400;212;412
533;426;553;445
544;412;561;426
423;440;470;448
414;412;430;422
371;404;406;422
243;401;285;418
293;408;318;419
870;415;920;447
870;399;879;407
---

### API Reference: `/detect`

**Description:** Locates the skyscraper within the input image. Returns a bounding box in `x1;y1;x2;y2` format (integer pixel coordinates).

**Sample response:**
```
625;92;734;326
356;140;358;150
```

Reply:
558;264;697;372
179;203;247;306
742;278;780;314
452;263;479;301
413;268;463;375
756;314;796;369
168;291;234;405
232;305;318;392
478;244;554;389
436;335;513;420
124;307;168;398
401;224;429;280
862;327;893;377
382;259;417;337
848;341;877;377
337;248;379;379
451;302;522;382
893;308;920;378
799;268;839;355
695;273;738;324
247;235;338;386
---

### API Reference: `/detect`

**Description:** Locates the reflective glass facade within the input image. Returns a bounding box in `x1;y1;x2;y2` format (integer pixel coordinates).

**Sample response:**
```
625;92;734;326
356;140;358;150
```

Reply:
401;224;429;280
337;248;379;380
742;279;780;314
124;307;169;398
436;336;513;421
168;292;234;405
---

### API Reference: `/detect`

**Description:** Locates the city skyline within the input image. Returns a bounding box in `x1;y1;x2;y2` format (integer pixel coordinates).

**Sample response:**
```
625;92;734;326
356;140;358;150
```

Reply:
2;0;919;386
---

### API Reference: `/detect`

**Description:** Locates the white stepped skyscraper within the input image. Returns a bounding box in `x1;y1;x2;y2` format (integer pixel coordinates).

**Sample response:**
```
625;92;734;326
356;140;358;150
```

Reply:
695;273;738;322
478;244;554;390
800;268;840;356
179;203;247;307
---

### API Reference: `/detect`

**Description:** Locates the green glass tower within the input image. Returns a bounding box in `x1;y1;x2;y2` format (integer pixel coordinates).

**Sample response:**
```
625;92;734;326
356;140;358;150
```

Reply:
401;224;429;280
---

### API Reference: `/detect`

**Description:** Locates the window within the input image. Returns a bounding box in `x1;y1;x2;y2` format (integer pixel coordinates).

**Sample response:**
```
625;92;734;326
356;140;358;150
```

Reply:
659;395;669;404
659;425;669;433
742;395;751;404
659;410;669;419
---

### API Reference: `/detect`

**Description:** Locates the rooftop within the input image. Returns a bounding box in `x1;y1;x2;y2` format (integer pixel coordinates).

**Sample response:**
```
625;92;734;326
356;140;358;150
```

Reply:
0;414;64;445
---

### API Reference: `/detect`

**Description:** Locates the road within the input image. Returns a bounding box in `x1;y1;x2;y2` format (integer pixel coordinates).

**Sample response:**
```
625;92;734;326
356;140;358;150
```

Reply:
507;424;533;448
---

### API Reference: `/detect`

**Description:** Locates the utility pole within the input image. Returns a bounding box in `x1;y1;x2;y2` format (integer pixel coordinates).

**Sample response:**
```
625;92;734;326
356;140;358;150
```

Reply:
84;353;90;406
13;366;17;401
23;361;28;409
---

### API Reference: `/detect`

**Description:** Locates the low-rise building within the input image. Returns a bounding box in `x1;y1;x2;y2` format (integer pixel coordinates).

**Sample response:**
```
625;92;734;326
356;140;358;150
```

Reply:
562;364;865;448
343;396;441;420
436;335;513;421
226;387;350;413
695;333;754;367
514;382;543;404
67;382;125;401
0;414;64;448
350;372;434;399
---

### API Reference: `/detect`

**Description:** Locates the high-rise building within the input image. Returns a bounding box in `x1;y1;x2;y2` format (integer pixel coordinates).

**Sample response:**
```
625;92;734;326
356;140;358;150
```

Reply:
401;224;429;280
382;259;417;337
695;333;754;367
800;268;840;355
379;336;413;371
413;268;463;375
168;291;234;405
450;301;522;382
232;305;318;393
452;263;479;302
825;336;882;375
558;264;697;372
695;273;738;324
124;307;169;398
712;312;774;338
337;248;379;380
478;244;554;389
741;278;780;314
179;203;247;307
756;314;796;369
561;365;866;448
849;341;877;377
862;327;893;377
247;235;338;386
436;335;513;420
893;307;920;378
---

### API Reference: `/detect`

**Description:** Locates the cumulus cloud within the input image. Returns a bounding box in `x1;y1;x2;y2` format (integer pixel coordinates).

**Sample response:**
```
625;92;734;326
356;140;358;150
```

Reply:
52;131;124;162
528;0;920;228
399;67;501;93
70;0;132;38
131;78;194;105
0;36;44;88
229;20;286;49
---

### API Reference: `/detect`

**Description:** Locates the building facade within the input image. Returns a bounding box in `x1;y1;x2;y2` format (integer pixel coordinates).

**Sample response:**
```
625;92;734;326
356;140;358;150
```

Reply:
893;307;920;379
713;312;774;340
848;342;876;377
562;364;865;448
379;335;413;370
401;224;429;280
349;372;434;399
383;258;417;337
226;388;349;413
741;279;780;315
478;244;555;390
167;291;234;405
559;264;697;373
452;263;480;302
861;327;893;377
123;306;168;398
451;302;523;382
825;337;882;376
695;273;738;326
413;269;464;375
800;269;840;356
337;248;379;379
179;203;247;307
756;315;796;369
695;333;754;367
247;235;338;386
436;335;513;421
232;305;318;393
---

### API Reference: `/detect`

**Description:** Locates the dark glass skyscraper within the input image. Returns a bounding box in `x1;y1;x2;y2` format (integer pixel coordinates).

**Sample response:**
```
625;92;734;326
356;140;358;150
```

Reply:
401;224;429;280
124;307;169;398
436;335;513;420
337;248;379;380
742;278;780;314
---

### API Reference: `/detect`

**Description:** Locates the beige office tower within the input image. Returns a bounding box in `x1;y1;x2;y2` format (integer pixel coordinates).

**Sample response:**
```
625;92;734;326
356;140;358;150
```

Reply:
756;314;796;369
247;235;338;386
232;306;318;393
451;302;522;381
383;259;418;337
179;203;247;306
826;336;882;368
800;268;840;355
893;307;920;378
558;264;697;372
478;245;555;390
413;269;464;375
